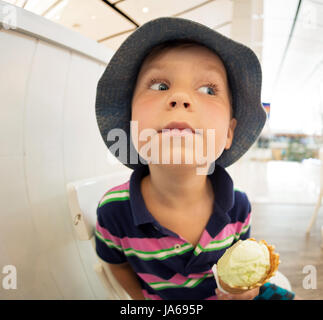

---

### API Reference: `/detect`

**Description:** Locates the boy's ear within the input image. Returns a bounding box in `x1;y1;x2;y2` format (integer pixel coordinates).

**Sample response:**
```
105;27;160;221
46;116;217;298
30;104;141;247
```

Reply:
225;118;237;150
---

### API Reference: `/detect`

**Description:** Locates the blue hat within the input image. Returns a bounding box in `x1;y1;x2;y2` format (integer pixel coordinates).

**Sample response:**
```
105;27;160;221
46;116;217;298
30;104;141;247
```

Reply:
96;17;267;170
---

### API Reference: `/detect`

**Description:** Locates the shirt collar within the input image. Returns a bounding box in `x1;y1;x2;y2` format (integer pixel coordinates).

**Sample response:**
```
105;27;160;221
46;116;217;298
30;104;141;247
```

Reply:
129;165;155;226
129;164;234;228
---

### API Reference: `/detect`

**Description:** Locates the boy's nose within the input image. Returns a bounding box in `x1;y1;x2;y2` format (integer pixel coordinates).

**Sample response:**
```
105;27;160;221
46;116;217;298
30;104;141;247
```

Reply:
169;101;190;108
168;93;191;109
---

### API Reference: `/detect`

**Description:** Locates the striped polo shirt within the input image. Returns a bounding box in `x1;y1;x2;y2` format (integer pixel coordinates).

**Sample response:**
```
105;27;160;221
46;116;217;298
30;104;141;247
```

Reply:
95;164;251;300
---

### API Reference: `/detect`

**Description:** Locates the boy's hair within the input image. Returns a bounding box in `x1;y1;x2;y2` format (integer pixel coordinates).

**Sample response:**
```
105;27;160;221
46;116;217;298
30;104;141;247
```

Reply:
143;39;234;118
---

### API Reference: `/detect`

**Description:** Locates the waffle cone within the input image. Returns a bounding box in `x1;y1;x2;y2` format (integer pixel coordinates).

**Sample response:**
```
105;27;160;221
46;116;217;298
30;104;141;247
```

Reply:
217;238;280;294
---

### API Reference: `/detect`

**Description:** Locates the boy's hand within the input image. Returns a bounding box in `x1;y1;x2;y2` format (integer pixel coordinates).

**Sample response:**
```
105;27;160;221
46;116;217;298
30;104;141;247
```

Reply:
216;287;260;300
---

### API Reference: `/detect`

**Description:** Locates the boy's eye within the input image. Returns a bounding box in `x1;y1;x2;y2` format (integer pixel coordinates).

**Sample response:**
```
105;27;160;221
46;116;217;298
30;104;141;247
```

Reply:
150;82;169;91
198;85;217;95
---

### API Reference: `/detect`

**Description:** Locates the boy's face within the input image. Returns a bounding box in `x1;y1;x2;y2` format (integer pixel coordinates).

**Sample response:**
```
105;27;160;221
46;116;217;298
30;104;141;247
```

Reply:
131;44;237;168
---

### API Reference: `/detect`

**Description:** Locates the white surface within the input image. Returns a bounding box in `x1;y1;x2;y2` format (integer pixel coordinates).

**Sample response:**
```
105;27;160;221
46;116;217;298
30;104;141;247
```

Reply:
231;0;263;63
178;0;233;35
227;158;321;205
67;172;133;299
56;0;134;41
0;0;113;63
117;0;207;25
0;0;237;51
263;0;323;134
0;10;131;299
68;171;132;236
270;271;292;292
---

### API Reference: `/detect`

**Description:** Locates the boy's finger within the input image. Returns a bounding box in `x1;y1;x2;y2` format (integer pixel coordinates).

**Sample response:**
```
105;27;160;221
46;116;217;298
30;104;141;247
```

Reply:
215;288;233;300
216;287;259;300
231;287;260;300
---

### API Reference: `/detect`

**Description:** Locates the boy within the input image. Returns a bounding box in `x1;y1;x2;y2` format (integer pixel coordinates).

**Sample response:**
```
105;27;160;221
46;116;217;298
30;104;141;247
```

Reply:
95;17;296;300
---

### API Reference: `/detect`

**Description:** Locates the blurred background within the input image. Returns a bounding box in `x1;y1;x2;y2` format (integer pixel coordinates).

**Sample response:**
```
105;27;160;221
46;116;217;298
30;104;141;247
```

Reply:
0;0;322;300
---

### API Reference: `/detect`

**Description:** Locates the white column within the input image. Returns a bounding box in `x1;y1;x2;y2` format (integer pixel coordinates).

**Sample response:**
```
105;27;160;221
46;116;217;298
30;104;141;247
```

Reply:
231;0;264;64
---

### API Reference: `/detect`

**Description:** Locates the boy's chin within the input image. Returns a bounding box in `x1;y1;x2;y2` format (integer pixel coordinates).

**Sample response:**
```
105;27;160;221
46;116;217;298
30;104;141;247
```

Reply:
143;156;215;175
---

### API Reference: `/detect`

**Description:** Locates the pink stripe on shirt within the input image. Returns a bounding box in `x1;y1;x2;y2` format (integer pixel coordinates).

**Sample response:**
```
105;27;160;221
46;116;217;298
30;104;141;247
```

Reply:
108;181;129;192
97;212;251;253
96;222;187;252
98;182;130;205
142;289;163;300
199;212;251;248
137;270;212;285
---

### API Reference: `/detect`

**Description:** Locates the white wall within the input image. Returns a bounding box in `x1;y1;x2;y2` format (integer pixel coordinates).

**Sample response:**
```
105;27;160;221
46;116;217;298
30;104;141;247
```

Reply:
0;2;130;299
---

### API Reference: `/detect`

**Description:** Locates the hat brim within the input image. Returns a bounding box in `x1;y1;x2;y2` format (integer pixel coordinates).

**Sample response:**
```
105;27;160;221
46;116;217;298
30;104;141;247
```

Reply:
96;17;267;170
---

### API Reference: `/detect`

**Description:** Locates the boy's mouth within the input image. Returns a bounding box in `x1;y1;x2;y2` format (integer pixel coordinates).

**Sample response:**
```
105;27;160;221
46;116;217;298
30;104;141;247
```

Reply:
158;121;196;134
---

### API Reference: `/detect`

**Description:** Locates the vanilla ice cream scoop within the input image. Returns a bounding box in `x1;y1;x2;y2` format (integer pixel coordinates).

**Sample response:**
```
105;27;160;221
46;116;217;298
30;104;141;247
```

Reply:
213;238;280;293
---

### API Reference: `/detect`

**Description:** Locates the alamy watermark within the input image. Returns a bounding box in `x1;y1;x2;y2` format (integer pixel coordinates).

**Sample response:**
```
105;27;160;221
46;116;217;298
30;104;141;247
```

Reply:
302;265;317;290
2;265;17;290
106;120;220;175
0;4;17;30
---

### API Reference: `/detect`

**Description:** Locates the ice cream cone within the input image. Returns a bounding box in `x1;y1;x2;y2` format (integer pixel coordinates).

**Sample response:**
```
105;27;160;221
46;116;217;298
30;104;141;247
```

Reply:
217;276;253;294
214;238;280;294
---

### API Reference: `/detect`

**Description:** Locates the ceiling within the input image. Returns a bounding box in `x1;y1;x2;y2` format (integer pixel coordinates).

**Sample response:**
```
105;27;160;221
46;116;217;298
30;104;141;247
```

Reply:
4;0;323;134
5;0;235;49
262;0;323;134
